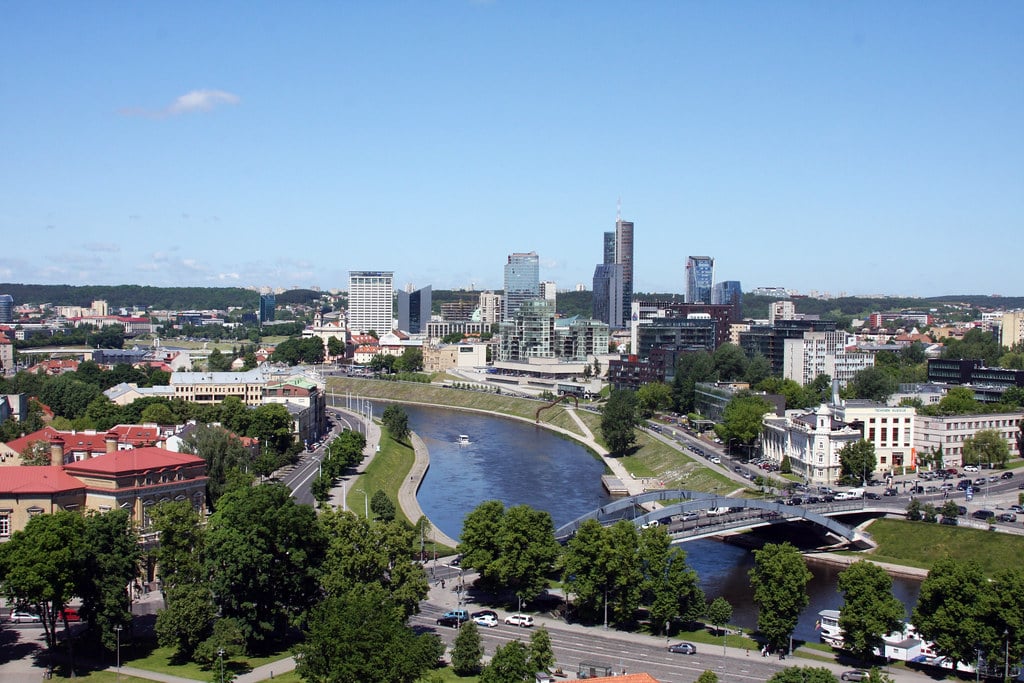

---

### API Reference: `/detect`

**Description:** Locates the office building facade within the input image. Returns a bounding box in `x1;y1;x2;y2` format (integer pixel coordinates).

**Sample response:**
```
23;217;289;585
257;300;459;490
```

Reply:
397;285;432;334
685;256;714;304
592;263;624;328
711;281;742;319
348;271;394;335
258;293;276;324
503;252;541;322
614;220;634;321
0;294;13;324
499;298;555;361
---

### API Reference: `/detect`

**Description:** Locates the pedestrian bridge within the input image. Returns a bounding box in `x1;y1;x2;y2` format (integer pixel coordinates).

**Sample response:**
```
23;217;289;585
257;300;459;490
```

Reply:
554;489;877;549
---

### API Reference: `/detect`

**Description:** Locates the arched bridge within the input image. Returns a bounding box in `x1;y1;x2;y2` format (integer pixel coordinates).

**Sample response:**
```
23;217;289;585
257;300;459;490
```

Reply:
554;490;875;549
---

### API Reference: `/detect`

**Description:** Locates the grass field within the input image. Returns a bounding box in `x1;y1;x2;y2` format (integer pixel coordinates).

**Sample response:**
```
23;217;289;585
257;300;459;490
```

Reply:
863;517;1024;574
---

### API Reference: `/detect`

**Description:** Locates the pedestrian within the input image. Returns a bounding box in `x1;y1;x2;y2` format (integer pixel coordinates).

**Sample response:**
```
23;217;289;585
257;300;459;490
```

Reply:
746;649;749;657
441;579;445;589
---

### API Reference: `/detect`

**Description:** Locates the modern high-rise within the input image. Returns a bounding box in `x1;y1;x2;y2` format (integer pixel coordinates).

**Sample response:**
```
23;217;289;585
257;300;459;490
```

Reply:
711;281;742;319
603;231;616;265
397;285;432;334
348;271;394;335
258;293;276;324
685;256;714;304
0;294;13;324
614;219;634;319
478;291;503;326
592;263;624;328
503;252;540;322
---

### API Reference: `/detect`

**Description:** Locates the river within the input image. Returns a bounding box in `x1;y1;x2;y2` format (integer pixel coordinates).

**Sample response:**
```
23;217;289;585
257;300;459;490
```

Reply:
393;402;921;643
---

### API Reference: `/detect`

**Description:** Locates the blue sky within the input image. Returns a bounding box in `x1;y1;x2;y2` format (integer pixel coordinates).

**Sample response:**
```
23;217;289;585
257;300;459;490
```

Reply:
2;2;1021;297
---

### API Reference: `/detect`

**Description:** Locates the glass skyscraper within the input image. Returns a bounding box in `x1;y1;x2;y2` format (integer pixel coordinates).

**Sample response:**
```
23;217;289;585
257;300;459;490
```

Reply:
592;263;624;328
503;251;540;322
685;256;715;304
712;280;743;318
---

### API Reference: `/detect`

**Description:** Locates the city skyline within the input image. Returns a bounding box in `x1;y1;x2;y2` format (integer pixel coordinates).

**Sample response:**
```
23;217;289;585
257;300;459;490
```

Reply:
2;3;1021;297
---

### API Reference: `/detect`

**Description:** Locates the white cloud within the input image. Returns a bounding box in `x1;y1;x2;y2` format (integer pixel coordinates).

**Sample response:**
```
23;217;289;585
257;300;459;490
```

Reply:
120;89;240;118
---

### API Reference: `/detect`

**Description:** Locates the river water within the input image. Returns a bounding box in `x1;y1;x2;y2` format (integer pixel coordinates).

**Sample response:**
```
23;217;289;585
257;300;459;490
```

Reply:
393;402;921;643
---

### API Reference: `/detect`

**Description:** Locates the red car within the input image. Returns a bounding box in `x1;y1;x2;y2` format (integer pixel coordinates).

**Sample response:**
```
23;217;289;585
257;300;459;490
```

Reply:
58;608;81;622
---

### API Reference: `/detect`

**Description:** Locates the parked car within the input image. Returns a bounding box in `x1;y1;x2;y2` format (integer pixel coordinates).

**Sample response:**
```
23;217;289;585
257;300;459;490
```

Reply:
883;488;898;497
668;642;698;655
963;465;979;472
972;509;996;521
471;609;498;620
1010;505;1024;514
841;670;869;681
940;517;959;526
640;519;659;529
8;610;40;623
505;613;534;627
473;614;498;627
864;492;881;500
997;512;1017;523
957;505;968;515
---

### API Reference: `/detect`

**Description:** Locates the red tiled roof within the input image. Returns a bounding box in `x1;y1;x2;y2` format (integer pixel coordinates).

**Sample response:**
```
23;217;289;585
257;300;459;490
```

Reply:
109;425;161;446
0;466;87;495
63;447;204;477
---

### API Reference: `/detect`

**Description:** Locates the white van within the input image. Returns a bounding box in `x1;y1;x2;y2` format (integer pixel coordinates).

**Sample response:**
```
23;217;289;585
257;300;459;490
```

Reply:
835;488;864;500
705;507;730;517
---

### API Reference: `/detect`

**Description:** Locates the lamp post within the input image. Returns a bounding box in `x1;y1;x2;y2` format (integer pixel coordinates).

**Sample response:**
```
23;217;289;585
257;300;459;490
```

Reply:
218;648;225;683
355;487;369;520
976;647;983;683
115;624;123;682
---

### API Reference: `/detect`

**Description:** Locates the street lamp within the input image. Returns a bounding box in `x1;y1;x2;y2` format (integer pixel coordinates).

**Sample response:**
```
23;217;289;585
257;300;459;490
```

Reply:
218;648;225;683
115;624;123;682
976;647;983;683
355;487;369;519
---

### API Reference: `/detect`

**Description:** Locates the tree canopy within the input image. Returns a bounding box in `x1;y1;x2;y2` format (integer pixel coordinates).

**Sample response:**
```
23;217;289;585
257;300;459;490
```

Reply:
749;542;812;651
600;389;639;455
837;561;906;662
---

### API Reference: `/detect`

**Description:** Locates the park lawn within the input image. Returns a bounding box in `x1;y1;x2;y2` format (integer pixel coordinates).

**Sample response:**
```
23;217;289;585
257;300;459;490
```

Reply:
419;667;480;682
95;642;294;682
356;428;416;527
863;518;1024;575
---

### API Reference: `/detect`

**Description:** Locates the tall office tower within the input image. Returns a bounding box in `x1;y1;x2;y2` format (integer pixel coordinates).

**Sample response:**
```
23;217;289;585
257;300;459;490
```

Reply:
685;256;714;304
258;293;276;324
397;285;432;334
614;219;634;318
348;271;394;334
603;231;616;265
712;280;743;319
0;294;13;324
592;263;624;328
503;251;540;322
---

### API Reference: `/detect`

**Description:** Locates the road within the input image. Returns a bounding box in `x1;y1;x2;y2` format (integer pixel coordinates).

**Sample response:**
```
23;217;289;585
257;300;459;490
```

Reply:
276;406;368;506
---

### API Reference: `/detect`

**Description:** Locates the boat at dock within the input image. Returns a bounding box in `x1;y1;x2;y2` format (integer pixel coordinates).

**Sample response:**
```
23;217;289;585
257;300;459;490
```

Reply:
457;435;471;445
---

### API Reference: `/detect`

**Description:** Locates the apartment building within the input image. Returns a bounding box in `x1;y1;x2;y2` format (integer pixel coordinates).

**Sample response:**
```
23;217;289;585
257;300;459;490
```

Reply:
914;411;1024;467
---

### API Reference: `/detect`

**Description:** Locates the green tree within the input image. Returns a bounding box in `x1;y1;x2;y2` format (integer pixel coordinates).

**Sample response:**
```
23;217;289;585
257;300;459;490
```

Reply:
451;619;484;675
847;366;898;403
39;373;102;419
490;505;561;606
934;386;981;416
0;511;85;651
713;343;749;381
528;626;555;673
318;511;428;618
838;440;877;486
393;347;423;373
600;389;639;455
636;382;673;419
940;500;960;521
717;393;773;446
749;542;812;652
912;558;992;667
837;561;906;662
640;526;704;631
962;429;1010;468
140;401;176;425
745;353;772;387
480;639;531;683
940;328;1002;366
371;490;396;522
181;423;253;506
697;671;720;683
20;439;51;465
382;404;410;442
767;666;840;683
246;403;295;455
706;596;733;635
673;351;717;413
603;520;643;624
458;500;505;578
1000;386;1024;408
559;519;611;623
906;498;923;521
156;583;217;660
983;567;1024;667
311;472;333;507
327;336;345;357
207;348;232;372
205;483;326;652
294;586;443;683
77;510;140;652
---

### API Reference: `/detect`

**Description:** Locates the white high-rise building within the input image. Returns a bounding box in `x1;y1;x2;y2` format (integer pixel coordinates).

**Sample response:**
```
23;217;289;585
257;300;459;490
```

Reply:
783;330;874;388
348;271;394;335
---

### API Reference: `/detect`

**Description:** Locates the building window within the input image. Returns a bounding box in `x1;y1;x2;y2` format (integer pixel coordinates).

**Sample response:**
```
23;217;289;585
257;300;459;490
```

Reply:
27;506;44;518
0;511;10;537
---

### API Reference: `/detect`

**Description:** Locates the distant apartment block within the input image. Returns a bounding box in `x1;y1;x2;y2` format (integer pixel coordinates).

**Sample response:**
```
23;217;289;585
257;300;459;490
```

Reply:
348;270;394;335
768;300;796;324
868;311;932;327
1002;310;1024;348
478;291;503;326
499;298;555;361
740;319;838;376
783;330;875;388
752;286;790;298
